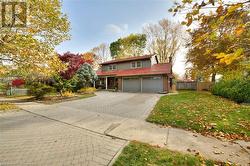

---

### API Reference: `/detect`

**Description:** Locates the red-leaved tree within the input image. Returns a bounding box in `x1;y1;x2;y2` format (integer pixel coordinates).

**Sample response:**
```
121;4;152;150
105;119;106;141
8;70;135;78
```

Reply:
12;79;25;87
58;52;93;79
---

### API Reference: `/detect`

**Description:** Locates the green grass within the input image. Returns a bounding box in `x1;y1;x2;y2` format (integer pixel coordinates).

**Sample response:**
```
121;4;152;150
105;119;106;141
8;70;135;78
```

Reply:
113;141;220;166
0;102;18;111
147;91;250;140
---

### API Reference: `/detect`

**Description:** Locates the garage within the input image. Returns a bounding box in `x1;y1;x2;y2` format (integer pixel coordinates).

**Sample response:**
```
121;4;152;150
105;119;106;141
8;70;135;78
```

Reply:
123;77;141;92
142;76;163;93
122;76;164;93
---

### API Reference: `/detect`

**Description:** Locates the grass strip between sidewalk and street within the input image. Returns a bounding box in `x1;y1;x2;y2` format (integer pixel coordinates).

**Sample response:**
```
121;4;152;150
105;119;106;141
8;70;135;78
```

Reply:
113;141;226;166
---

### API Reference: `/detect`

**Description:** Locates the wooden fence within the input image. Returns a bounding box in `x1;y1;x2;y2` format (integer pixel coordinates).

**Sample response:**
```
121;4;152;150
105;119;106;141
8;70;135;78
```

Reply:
176;81;197;90
176;81;213;91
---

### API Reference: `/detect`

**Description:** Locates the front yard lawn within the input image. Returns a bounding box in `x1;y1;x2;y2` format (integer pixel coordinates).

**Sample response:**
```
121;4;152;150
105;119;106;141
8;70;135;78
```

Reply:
113;141;223;166
0;102;18;111
147;91;250;140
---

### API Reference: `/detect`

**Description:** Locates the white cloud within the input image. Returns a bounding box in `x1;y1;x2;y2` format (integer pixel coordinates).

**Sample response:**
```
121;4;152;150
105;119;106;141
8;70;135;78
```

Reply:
105;24;128;35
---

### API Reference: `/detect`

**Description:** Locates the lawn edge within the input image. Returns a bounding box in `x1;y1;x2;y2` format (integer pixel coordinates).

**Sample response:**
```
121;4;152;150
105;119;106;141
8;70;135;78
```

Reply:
108;141;130;166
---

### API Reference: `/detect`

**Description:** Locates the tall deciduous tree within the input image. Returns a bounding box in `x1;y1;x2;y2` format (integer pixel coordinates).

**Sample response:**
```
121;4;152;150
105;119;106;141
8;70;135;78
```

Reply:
170;0;250;81
110;34;146;58
82;52;99;70
0;0;70;78
186;6;249;82
91;43;111;63
170;0;250;65
143;19;182;63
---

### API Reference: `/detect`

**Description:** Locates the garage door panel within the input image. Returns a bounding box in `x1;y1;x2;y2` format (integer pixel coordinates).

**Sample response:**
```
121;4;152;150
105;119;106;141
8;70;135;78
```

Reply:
123;78;141;92
142;76;163;93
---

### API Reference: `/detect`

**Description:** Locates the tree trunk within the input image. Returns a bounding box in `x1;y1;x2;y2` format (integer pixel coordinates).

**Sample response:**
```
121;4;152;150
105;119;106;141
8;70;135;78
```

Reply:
211;73;216;82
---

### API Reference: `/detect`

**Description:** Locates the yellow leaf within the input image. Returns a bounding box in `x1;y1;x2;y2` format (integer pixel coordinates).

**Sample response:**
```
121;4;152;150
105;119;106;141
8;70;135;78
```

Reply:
235;26;244;36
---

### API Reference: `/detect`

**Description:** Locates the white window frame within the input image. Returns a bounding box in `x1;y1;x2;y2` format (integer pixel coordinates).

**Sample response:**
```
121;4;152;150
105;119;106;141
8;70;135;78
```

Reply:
109;64;116;70
131;61;142;69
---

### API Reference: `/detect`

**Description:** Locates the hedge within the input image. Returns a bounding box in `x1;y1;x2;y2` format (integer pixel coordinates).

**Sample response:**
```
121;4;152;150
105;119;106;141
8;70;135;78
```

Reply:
211;78;250;103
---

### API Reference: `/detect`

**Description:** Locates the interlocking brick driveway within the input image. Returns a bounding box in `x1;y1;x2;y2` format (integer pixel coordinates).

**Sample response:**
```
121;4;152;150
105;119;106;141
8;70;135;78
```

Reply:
0;92;159;165
0;111;126;166
56;91;161;119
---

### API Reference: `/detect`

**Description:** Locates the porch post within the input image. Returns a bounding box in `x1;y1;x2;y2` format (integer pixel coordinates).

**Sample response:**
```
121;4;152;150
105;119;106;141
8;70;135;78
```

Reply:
93;81;95;88
105;77;108;90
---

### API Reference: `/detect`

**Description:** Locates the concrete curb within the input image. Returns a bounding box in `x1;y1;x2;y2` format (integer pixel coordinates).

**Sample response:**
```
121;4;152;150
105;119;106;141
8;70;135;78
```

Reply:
108;141;130;166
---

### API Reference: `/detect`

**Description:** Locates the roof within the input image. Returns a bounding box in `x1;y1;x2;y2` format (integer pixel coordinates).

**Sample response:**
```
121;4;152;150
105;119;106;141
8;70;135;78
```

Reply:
100;54;154;65
96;63;172;77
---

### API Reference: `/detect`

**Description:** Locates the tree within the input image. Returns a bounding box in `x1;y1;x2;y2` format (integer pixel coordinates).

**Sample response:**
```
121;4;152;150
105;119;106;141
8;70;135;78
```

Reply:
0;0;70;78
58;52;93;80
185;5;249;82
81;52;97;69
170;0;250;66
110;34;146;58
76;63;98;88
91;43;111;63
143;19;182;63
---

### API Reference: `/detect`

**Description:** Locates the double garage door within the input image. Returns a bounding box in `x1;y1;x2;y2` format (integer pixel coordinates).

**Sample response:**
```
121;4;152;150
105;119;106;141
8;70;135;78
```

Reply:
123;76;163;93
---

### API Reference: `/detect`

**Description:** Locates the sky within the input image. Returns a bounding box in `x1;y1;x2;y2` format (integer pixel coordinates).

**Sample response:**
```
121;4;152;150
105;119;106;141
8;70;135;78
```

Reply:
56;0;187;76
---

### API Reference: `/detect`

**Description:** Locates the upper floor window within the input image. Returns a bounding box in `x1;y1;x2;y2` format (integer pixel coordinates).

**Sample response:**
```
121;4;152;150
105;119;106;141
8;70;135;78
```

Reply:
131;61;142;69
109;65;116;70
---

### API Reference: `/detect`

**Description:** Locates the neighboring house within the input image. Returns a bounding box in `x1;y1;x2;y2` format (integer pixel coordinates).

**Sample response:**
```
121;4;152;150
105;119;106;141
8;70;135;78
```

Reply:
96;54;173;93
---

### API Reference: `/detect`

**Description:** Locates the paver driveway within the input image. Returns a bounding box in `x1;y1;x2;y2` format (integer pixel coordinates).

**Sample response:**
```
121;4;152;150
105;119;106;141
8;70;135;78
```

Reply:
56;91;161;119
0;92;160;165
0;110;126;166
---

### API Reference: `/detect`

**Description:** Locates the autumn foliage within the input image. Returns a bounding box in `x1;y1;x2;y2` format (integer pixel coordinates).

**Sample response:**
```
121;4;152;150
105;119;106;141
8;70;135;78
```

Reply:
12;79;25;87
58;52;93;79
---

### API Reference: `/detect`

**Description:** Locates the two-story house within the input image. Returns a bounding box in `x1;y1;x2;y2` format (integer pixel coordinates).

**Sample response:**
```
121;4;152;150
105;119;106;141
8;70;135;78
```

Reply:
96;54;173;93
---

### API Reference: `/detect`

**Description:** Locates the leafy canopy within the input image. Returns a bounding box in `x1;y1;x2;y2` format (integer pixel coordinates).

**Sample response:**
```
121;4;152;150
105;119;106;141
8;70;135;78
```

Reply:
0;0;70;78
58;52;93;80
110;34;146;58
171;0;250;80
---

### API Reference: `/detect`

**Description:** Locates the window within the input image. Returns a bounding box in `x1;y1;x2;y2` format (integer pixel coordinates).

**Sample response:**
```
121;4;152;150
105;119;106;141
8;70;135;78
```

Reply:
131;62;136;68
109;65;116;70
131;61;142;68
137;61;141;68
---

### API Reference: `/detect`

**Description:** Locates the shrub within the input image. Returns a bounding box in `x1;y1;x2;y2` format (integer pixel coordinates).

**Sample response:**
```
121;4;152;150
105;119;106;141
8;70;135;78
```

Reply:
28;82;55;99
76;63;98;88
12;79;25;87
53;75;77;94
78;87;96;94
211;78;250;103
62;91;75;97
0;83;7;91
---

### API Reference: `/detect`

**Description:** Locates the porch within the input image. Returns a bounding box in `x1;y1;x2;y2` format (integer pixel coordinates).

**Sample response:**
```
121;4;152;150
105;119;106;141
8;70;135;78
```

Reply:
96;77;118;90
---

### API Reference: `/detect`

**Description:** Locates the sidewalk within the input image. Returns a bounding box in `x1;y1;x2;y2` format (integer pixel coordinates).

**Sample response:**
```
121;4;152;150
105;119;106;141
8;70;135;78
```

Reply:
15;102;250;166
